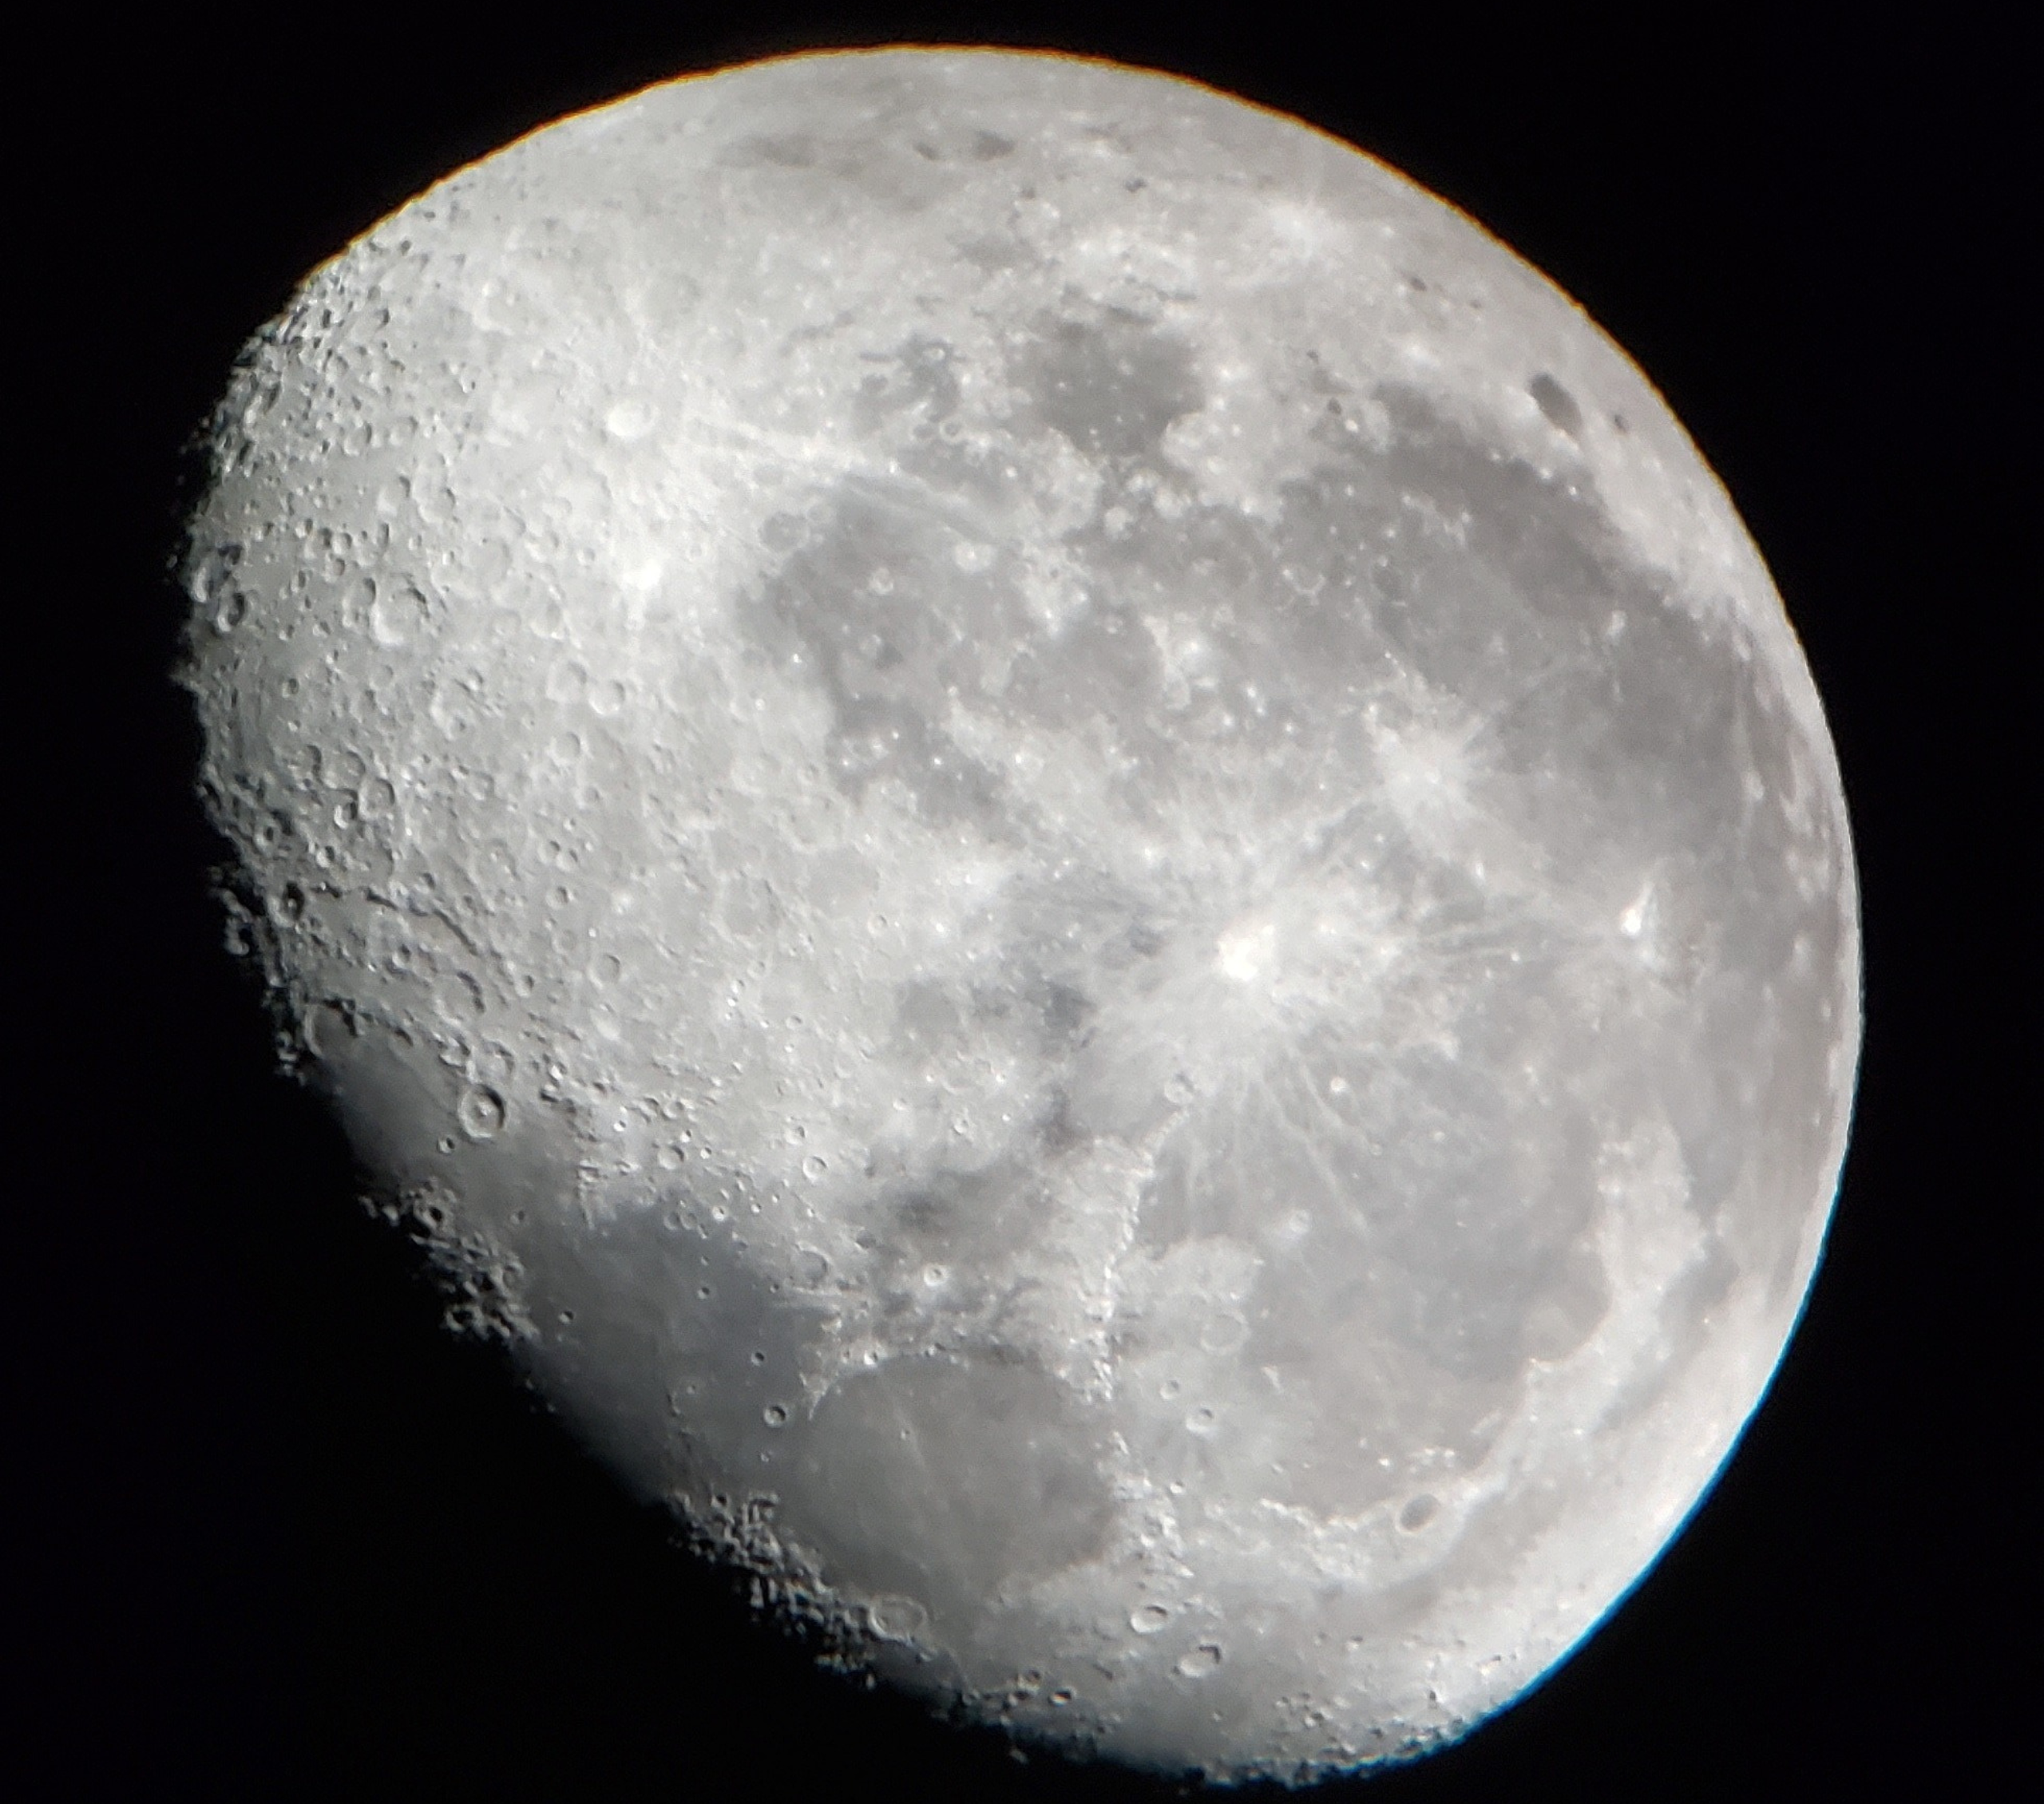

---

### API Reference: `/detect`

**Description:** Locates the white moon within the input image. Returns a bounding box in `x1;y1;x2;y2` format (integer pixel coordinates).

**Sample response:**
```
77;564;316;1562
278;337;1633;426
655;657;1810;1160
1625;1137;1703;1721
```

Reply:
179;47;1858;1783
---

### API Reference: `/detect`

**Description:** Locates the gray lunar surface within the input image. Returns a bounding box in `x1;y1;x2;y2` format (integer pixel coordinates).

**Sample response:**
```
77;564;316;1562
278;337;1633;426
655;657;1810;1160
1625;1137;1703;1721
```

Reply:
179;48;1860;1783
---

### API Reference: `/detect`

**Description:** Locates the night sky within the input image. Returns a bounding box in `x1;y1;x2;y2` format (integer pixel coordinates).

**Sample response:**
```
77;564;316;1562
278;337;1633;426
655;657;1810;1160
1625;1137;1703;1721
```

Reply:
17;6;2019;1799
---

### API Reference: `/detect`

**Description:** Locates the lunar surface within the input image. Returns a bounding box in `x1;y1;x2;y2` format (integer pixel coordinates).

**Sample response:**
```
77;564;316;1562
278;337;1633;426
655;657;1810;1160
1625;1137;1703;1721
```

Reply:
179;48;1859;1783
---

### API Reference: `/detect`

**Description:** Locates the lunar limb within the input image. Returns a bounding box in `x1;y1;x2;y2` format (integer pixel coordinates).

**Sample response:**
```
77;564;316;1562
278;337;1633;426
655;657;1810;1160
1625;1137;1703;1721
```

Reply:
180;49;1858;1782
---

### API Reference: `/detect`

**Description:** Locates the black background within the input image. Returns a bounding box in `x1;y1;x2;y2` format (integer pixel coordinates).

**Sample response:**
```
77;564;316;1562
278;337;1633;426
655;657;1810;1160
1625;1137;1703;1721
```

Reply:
19;5;2022;1800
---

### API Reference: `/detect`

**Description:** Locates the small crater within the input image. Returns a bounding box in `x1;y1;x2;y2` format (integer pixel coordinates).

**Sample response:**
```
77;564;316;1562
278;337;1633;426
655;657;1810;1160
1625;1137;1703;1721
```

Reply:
301;1001;353;1060
1398;1493;1440;1532
1198;1311;1249;1355
185;540;241;607
1131;1604;1171;1635
369;580;429;647
604;397;655;441
868;1594;929;1641
1176;1643;1223;1679
1528;372;1583;436
433;971;484;1023
457;1085;505;1141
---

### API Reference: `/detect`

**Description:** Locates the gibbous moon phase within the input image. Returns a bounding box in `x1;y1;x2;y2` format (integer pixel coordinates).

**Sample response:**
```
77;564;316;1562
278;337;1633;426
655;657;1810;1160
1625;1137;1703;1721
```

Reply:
180;48;1859;1782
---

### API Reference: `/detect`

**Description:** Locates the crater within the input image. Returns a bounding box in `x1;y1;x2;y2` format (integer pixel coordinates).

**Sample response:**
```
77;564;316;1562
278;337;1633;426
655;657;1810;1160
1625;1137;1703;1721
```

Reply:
1527;372;1583;435
1397;1493;1440;1532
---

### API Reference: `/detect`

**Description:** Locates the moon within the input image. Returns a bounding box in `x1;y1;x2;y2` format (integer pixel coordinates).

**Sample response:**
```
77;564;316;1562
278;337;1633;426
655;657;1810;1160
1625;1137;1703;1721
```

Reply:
177;46;1859;1784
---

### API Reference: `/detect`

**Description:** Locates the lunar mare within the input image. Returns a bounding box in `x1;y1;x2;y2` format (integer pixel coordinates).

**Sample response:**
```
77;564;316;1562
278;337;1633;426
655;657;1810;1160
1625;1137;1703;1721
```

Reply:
180;49;1858;1782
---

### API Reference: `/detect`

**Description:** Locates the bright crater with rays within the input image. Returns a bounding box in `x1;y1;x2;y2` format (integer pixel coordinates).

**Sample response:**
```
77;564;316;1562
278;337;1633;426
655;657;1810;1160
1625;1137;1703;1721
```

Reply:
179;49;1858;1783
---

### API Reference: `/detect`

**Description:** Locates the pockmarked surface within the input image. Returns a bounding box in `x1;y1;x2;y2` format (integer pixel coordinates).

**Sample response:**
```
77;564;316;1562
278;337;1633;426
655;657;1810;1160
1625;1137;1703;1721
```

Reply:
180;49;1859;1782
